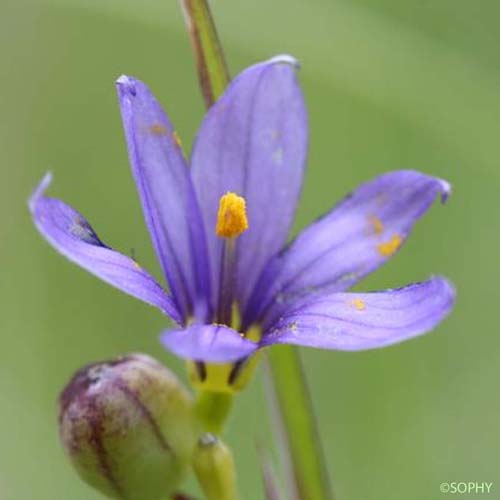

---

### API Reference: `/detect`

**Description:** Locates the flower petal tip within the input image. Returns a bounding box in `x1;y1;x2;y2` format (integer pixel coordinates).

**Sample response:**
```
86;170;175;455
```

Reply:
411;275;456;321
438;178;452;203
268;54;301;69
260;275;456;352
115;75;137;96
29;172;53;213
435;275;457;304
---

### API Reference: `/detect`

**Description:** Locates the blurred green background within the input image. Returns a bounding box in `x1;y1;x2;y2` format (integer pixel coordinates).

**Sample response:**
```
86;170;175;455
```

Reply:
2;0;498;498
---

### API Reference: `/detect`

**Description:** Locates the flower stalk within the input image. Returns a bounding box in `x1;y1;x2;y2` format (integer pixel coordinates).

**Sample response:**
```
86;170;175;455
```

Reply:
180;0;230;108
194;390;234;434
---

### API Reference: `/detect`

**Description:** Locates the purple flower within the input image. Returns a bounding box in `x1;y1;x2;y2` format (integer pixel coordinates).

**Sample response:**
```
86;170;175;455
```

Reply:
30;55;455;382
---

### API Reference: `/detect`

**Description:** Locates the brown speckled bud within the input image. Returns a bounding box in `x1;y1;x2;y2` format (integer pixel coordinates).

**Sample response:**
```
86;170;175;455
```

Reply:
59;353;198;499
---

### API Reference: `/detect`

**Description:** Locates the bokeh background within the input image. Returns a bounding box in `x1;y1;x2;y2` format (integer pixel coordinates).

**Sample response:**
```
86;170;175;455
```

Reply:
2;0;499;498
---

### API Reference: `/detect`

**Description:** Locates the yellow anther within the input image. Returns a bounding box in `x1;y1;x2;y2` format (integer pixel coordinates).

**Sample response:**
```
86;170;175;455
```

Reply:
350;298;366;311
377;234;403;257
215;192;249;238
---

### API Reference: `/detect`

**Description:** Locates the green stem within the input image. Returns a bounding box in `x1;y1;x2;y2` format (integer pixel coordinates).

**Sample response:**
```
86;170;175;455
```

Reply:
179;0;230;107
266;347;333;500
194;391;233;434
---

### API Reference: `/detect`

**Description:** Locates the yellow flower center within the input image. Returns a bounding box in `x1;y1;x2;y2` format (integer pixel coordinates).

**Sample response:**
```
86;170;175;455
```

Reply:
187;325;263;393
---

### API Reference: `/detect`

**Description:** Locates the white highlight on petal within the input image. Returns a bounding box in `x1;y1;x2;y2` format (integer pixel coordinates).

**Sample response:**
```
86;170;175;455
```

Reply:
29;171;53;212
267;54;301;69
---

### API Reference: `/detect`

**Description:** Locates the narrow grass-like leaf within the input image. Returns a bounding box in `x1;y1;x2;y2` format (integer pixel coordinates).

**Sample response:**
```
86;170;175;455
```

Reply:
257;442;284;500
180;0;230;107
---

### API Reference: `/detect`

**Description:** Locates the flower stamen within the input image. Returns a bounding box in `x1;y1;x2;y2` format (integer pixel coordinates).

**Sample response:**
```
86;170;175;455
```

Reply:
215;192;248;239
215;192;249;325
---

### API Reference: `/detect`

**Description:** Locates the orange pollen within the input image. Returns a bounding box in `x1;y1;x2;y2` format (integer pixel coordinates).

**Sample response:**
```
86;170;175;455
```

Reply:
377;234;403;257
350;298;366;311
149;123;168;135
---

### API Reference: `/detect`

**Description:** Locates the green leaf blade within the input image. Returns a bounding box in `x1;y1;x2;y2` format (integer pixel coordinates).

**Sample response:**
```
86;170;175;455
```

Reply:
180;0;230;107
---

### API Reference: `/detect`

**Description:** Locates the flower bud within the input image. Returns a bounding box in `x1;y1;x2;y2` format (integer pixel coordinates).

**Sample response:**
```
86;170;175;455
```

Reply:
59;353;198;499
193;434;237;500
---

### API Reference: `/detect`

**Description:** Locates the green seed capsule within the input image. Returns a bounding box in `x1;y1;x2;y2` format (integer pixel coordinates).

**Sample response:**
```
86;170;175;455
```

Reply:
59;353;198;499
